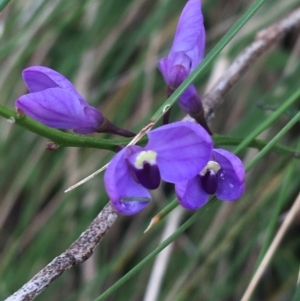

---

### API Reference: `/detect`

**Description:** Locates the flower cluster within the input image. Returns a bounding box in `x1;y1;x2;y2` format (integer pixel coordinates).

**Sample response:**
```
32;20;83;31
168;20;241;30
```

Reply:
15;0;246;216
105;0;245;214
104;121;213;215
104;122;245;215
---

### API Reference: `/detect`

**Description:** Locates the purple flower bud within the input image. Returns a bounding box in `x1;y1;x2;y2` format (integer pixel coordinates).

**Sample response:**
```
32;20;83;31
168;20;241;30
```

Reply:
104;121;213;215
172;84;203;115
158;0;205;115
16;66;104;134
175;149;245;210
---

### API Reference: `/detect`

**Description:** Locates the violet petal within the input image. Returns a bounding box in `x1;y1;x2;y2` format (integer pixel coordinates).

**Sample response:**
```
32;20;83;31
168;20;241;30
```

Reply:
167;53;190;88
177;84;202;115
146;121;212;183
22;66;85;104
167;52;191;87
175;176;209;210
104;147;151;215
16;87;102;133
157;58;169;83
74;106;103;134
213;149;245;201
169;0;205;71
169;51;191;71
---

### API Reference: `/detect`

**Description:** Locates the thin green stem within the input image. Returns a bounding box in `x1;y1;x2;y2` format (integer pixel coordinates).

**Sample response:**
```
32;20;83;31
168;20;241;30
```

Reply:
214;134;300;158
292;284;300;301
2;104;298;157
93;202;219;301
0;104;129;151
255;164;295;268
245;110;300;171
0;0;12;12
144;198;179;232
155;199;178;220
233;88;300;155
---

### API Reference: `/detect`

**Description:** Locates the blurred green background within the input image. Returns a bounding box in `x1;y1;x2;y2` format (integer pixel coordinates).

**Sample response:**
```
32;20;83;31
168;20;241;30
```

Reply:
0;0;300;300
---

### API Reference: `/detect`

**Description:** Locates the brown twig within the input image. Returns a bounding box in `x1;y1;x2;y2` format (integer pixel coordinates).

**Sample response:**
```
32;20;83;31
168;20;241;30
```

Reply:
202;7;300;120
5;6;300;301
5;203;118;301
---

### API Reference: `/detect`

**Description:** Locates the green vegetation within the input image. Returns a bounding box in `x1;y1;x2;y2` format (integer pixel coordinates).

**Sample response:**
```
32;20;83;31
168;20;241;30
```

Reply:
0;0;299;300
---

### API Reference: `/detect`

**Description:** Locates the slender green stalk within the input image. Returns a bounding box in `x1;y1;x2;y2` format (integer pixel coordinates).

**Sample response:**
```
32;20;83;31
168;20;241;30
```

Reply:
292;284;300;301
153;199;178;221
0;104;129;151
93;202;219;301
245;110;300;171
254;163;295;267
144;199;178;232
214;134;300;158
234;88;300;155
0;0;11;12
1;104;298;157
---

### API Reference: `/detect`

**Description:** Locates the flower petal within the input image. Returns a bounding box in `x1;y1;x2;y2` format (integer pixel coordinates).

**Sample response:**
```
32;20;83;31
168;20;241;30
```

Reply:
157;58;169;83
16;87;102;133
213;149;245;201
74;106;103;134
177;84;202;115
169;51;191;72
104;147;151;215
169;0;205;70
167;52;190;87
146;121;212;183
175;176;209;210
22;66;85;104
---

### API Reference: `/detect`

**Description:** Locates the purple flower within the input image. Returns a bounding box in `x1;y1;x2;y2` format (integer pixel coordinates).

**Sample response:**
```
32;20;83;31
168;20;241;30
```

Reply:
175;149;245;210
16;66;104;134
104;121;213;215
158;0;205;115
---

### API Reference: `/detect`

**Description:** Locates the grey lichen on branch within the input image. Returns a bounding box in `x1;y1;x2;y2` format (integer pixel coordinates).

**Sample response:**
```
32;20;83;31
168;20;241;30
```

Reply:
5;203;118;301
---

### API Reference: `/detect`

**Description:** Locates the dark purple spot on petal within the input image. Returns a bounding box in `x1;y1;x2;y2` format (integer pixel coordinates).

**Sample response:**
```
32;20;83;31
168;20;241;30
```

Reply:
133;162;161;190
200;170;218;195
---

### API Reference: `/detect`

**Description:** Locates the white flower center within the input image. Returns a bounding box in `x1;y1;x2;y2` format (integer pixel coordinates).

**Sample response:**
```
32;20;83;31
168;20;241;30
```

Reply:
200;161;221;175
135;150;157;169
